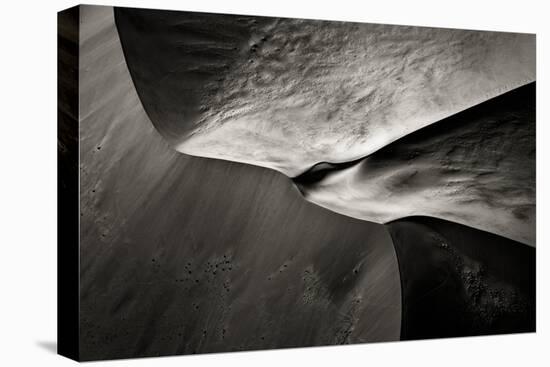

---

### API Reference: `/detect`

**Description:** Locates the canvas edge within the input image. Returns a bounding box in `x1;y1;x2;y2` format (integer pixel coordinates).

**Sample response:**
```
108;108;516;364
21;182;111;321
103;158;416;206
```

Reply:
58;4;81;362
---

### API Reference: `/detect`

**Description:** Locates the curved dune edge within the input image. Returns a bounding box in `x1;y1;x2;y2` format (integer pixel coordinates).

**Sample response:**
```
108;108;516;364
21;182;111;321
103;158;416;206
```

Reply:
294;83;535;246
77;6;403;359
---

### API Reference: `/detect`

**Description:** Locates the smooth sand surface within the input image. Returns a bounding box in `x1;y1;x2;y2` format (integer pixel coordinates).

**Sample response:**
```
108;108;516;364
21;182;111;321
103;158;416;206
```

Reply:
78;6;401;360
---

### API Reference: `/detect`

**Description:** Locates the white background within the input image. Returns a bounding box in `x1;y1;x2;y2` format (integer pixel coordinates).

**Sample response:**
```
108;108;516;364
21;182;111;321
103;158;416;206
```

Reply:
0;0;549;365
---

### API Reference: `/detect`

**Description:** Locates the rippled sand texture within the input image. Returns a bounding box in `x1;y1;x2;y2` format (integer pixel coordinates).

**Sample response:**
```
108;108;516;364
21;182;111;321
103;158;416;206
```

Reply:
115;8;534;177
78;6;401;360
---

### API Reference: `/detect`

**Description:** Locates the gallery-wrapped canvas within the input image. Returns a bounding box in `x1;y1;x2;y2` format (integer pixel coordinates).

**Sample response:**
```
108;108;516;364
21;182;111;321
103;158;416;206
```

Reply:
58;4;536;361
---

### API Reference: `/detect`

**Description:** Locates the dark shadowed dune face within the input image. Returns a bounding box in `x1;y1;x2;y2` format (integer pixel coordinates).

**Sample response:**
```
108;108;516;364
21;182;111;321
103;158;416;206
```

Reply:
387;217;535;340
113;9;274;143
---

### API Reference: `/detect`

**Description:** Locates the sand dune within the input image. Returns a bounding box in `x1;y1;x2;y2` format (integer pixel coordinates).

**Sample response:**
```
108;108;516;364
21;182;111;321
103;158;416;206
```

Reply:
115;8;535;246
115;8;535;177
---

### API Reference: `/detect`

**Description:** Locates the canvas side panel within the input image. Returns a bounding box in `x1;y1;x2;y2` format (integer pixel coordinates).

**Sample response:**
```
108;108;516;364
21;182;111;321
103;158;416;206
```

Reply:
57;5;80;361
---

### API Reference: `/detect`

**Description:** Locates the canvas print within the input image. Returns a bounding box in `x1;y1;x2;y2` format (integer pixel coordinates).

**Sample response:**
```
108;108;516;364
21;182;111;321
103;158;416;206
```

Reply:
58;4;536;361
